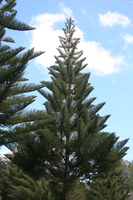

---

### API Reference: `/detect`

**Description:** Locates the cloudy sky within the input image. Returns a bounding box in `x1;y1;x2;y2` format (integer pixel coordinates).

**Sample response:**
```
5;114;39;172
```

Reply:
1;0;133;161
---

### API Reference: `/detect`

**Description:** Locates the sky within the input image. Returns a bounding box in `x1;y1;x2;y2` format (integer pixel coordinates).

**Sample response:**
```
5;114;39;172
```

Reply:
1;0;133;161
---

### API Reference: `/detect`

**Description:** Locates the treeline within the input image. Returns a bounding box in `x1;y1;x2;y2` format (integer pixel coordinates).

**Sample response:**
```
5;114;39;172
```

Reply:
0;1;132;200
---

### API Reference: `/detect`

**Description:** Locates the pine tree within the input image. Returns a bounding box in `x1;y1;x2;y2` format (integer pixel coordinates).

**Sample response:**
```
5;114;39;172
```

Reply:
87;169;130;200
0;0;47;147
8;18;129;200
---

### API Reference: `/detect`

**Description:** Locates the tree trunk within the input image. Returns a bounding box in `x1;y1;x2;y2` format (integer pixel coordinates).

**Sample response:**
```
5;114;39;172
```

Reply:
63;187;69;200
63;140;70;200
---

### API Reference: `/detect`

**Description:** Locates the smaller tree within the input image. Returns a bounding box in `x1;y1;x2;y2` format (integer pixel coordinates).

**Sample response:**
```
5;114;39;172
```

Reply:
0;0;47;147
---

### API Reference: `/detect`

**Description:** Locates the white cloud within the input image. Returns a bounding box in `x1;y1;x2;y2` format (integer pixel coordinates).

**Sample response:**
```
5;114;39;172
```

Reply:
99;11;131;27
30;13;65;68
29;5;124;76
78;40;124;75
59;3;73;17
123;34;133;44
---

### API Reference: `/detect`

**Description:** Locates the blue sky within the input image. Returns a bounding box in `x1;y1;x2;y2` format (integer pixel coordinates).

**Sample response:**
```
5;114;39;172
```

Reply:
1;0;133;161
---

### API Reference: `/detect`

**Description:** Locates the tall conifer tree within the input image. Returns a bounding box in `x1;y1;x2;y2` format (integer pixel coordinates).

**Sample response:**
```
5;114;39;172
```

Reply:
9;18;129;200
0;0;46;147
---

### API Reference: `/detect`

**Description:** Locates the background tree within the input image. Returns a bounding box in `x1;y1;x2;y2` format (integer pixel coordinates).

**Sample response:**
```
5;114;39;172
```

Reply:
86;168;130;200
118;160;133;200
0;0;47;147
8;18;129;200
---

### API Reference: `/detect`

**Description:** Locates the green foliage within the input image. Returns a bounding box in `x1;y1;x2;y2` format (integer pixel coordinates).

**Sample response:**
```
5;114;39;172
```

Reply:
69;180;87;200
0;164;53;200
